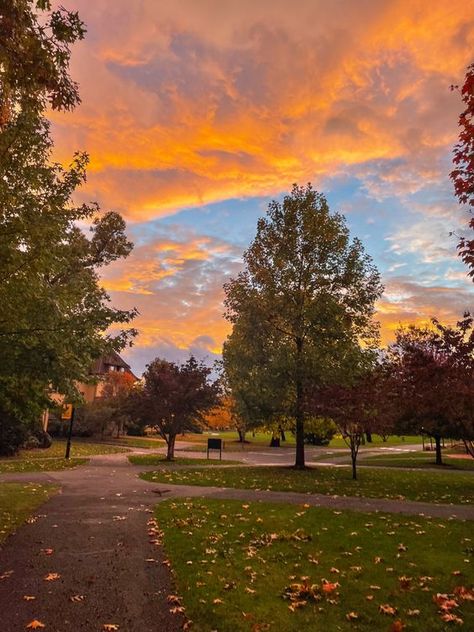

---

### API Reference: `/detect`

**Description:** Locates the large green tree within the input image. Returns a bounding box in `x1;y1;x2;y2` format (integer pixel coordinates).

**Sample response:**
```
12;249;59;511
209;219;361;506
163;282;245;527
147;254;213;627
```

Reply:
0;1;136;451
223;184;383;468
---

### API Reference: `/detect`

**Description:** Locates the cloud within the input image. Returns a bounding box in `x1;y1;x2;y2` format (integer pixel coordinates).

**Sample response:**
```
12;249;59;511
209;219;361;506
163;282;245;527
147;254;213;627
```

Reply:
376;275;473;342
101;226;242;372
45;0;474;372
50;0;474;221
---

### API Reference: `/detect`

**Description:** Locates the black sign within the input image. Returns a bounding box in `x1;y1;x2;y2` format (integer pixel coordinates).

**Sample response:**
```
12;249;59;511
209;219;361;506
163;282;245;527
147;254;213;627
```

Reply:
208;438;222;450
207;437;223;460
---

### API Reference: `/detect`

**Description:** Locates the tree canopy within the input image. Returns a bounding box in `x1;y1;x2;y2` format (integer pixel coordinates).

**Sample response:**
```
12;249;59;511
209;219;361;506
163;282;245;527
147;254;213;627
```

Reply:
451;62;474;277
223;184;383;468
387;314;474;464
132;357;221;460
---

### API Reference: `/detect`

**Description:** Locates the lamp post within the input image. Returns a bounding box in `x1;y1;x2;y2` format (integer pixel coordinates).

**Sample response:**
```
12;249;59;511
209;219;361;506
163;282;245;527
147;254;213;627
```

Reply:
61;404;75;459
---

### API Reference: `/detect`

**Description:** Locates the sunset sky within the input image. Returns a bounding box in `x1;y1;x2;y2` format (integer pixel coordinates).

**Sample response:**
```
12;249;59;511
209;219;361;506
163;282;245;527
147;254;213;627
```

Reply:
51;0;474;375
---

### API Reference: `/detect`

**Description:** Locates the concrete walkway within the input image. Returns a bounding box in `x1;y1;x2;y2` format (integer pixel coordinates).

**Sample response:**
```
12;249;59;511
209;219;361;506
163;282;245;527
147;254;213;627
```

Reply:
0;454;184;632
1;448;473;631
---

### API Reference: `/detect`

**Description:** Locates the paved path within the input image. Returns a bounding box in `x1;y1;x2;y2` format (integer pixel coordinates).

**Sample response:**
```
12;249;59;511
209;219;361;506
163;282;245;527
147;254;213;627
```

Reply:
1;447;473;631
0;454;184;632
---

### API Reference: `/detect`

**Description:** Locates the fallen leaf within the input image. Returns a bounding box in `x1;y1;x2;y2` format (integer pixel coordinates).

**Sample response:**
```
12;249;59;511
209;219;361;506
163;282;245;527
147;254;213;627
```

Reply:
440;613;463;625
322;582;339;593
346;612;358;621
407;609;420;616
390;620;405;632
398;576;412;590
213;598;223;605
70;595;85;603
41;549;53;556
454;586;474;601
43;573;60;582
379;604;397;616
103;626;120;631
0;570;13;580
26;621;45;630
23;596;36;601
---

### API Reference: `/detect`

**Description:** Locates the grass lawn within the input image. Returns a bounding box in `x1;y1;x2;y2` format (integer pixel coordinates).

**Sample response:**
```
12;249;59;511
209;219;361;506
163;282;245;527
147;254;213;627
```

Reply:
129;455;241;466
360;451;474;472
141;466;474;505
102;436;165;449
154;498;474;631
16;440;130;459
179;432;423;450
0;439;130;473
0;483;57;543
0;457;87;473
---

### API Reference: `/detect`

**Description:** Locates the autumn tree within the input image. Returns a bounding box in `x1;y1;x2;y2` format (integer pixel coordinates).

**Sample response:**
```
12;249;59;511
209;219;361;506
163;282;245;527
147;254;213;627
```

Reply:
223;184;382;468
451;62;474;277
133;357;221;460
387;315;474;465
309;356;393;479
0;1;137;453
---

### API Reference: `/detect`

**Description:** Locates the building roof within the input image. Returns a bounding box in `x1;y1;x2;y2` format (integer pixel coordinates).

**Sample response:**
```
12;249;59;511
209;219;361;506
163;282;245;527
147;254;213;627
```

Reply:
89;350;134;376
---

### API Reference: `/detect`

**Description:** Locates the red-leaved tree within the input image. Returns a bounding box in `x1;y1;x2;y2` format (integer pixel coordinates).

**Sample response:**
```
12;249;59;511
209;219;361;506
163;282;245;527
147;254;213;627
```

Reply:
451;63;474;276
132;356;221;460
388;315;474;464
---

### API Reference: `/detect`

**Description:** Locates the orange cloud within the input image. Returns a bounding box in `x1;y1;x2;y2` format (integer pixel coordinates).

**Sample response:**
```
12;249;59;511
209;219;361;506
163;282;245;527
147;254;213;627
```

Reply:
50;0;473;221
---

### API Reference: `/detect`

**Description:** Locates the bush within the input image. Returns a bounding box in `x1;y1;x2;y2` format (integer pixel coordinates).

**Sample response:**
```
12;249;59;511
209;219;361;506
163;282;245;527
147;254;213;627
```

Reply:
0;409;29;456
303;417;337;446
126;422;146;437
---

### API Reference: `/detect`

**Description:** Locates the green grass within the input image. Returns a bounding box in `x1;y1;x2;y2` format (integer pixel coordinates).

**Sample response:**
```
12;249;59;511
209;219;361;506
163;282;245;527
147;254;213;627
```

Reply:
360;451;474;471
181;432;423;450
102;436;165;449
141;465;474;505
0;457;87;473
0;483;58;543
128;455;241;466
16;440;130;459
154;498;474;631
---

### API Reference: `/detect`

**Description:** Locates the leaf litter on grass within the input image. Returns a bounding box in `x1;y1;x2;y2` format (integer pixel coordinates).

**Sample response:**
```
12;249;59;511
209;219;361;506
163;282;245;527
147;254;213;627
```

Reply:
153;498;474;631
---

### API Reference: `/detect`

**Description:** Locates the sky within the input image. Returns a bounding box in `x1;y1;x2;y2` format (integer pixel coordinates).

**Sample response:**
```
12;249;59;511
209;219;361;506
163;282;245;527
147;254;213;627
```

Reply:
50;0;474;375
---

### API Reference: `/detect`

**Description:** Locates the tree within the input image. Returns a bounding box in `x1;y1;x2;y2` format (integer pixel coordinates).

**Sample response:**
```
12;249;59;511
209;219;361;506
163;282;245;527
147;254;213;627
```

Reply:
387;315;474;465
0;0;85;119
311;360;394;479
0;1;137;453
223;184;383;468
451;62;474;277
133;357;221;460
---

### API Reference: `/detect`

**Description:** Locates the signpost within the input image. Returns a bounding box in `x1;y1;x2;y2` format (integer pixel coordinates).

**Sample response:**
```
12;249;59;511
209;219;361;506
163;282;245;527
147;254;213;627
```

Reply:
207;437;223;460
61;404;75;459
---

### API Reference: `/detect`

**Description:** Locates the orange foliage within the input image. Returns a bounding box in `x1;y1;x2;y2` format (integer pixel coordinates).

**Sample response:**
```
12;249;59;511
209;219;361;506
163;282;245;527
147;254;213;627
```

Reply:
203;396;234;430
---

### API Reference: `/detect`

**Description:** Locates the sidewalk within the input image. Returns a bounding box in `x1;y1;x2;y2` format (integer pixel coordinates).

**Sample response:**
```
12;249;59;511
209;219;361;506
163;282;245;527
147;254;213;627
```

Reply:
0;454;184;632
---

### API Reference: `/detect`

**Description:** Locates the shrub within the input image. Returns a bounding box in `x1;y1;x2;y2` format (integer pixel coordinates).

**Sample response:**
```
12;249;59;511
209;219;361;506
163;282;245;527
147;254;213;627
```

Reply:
0;409;29;456
303;417;337;446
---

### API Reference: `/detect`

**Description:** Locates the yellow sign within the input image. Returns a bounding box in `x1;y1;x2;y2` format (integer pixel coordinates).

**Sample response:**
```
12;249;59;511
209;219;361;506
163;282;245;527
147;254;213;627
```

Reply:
61;404;73;421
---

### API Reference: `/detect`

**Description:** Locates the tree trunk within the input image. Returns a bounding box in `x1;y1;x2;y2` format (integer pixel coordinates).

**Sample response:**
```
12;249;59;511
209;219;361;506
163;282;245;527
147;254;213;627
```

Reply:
166;434;176;460
280;426;286;441
294;337;305;469
351;451;357;480
434;435;442;465
366;431;372;443
238;429;246;443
